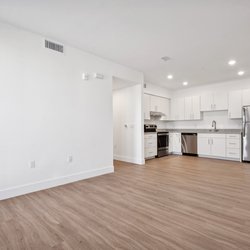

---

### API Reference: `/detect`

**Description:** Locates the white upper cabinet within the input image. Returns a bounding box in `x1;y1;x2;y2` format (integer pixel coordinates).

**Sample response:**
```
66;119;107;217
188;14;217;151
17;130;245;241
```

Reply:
213;92;228;111
159;97;170;121
200;92;228;111
143;94;151;120
184;95;201;120
192;95;201;119
200;92;213;111
184;96;192;120
242;89;250;106
144;94;170;120
170;98;185;120
228;90;242;119
150;95;160;112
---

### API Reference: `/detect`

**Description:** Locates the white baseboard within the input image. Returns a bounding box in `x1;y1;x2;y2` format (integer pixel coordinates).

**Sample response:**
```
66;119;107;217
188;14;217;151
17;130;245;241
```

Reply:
114;154;144;165
198;155;240;162
0;166;114;201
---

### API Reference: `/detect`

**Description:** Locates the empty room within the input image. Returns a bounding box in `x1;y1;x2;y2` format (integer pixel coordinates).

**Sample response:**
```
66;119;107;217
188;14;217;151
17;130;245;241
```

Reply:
1;1;250;249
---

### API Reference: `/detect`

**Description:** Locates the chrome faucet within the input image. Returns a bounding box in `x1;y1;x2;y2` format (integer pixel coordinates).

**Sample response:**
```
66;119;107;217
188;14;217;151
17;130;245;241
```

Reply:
212;120;217;130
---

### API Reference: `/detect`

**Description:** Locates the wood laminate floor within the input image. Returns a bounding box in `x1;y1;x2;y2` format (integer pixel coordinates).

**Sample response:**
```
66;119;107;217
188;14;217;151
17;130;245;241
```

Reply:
1;156;250;250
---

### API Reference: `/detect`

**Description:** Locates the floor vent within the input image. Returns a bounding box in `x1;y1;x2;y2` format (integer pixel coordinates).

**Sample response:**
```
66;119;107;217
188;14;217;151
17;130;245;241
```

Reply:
45;40;64;53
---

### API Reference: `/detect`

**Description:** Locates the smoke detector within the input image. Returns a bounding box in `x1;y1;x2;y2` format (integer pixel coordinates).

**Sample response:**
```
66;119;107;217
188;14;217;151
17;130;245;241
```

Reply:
161;56;171;62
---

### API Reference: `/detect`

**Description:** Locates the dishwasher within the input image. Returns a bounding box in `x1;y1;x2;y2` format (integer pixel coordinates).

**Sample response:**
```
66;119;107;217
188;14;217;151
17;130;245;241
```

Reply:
181;133;198;156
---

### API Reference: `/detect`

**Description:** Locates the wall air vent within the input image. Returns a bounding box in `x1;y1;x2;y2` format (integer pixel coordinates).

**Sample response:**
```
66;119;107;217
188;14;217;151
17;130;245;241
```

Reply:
144;83;147;88
45;40;64;53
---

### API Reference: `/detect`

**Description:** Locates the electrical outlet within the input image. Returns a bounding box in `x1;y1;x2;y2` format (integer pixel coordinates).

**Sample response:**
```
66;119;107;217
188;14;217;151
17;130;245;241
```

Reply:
68;156;73;163
30;161;36;168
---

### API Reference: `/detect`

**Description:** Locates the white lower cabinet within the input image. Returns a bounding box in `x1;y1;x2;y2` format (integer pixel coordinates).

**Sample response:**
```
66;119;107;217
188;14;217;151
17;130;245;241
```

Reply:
198;134;226;158
210;137;226;157
198;133;241;161
169;133;182;154
226;134;241;160
144;133;157;159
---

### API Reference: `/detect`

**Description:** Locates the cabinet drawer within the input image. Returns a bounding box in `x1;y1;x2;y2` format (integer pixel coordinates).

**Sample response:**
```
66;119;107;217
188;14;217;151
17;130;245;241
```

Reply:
226;134;240;140
145;139;157;148
226;139;240;149
226;148;240;159
145;147;157;158
144;134;157;140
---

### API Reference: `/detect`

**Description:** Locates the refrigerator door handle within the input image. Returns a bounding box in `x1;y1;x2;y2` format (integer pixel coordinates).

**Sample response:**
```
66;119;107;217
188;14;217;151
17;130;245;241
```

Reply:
243;107;246;137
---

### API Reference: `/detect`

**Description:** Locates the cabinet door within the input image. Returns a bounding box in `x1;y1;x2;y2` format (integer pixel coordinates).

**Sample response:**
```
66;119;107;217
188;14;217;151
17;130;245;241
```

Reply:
169;133;173;153
213;92;228;111
160;98;170;121
171;98;185;120
192;96;201;120
143;94;151;120
150;95;159;112
198;136;211;156
200;93;213;111
170;98;177;120
242;89;250;106
178;98;185;120
211;137;226;157
184;96;192;120
173;133;182;153
228;90;242;119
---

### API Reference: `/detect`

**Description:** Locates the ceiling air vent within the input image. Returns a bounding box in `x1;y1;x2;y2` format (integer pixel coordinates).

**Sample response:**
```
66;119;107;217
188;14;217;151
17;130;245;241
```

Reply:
45;40;64;53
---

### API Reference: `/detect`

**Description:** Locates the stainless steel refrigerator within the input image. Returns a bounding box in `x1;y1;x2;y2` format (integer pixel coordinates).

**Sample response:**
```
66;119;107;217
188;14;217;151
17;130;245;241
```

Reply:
242;106;250;161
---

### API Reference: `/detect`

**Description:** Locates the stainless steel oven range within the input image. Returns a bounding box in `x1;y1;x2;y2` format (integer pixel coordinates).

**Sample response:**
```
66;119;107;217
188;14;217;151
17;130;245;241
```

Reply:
157;131;169;157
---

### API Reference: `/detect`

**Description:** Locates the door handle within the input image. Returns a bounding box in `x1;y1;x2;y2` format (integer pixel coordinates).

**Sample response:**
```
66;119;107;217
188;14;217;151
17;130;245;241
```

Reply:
243;107;246;137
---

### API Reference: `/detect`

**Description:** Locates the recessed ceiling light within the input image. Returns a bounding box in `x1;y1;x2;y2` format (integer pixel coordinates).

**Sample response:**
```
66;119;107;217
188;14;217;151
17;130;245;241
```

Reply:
228;60;236;66
238;71;245;76
183;81;188;86
167;74;173;79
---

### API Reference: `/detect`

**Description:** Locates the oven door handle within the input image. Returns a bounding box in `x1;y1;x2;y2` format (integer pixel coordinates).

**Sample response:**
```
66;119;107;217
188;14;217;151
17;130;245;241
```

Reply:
157;133;169;136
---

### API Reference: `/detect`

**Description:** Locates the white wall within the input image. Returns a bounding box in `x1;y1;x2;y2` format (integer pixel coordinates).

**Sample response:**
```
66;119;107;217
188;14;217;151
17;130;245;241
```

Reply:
0;22;143;200
113;79;144;164
167;78;250;129
144;82;172;98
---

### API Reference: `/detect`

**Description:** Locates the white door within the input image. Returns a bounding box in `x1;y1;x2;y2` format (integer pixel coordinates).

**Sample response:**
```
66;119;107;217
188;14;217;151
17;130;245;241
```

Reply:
242;89;250;106
213;92;228;111
211;137;226;157
192;96;201;120
198;136;211;156
228;90;242;119
143;94;151;120
200;93;213;111
184;96;192;120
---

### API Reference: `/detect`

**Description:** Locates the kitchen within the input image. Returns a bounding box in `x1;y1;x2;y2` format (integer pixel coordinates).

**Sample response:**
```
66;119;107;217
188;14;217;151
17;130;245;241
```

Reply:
144;79;250;163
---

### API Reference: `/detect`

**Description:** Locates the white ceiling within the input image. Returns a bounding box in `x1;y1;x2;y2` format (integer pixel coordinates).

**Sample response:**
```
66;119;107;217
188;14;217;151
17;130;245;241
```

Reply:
0;0;250;89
